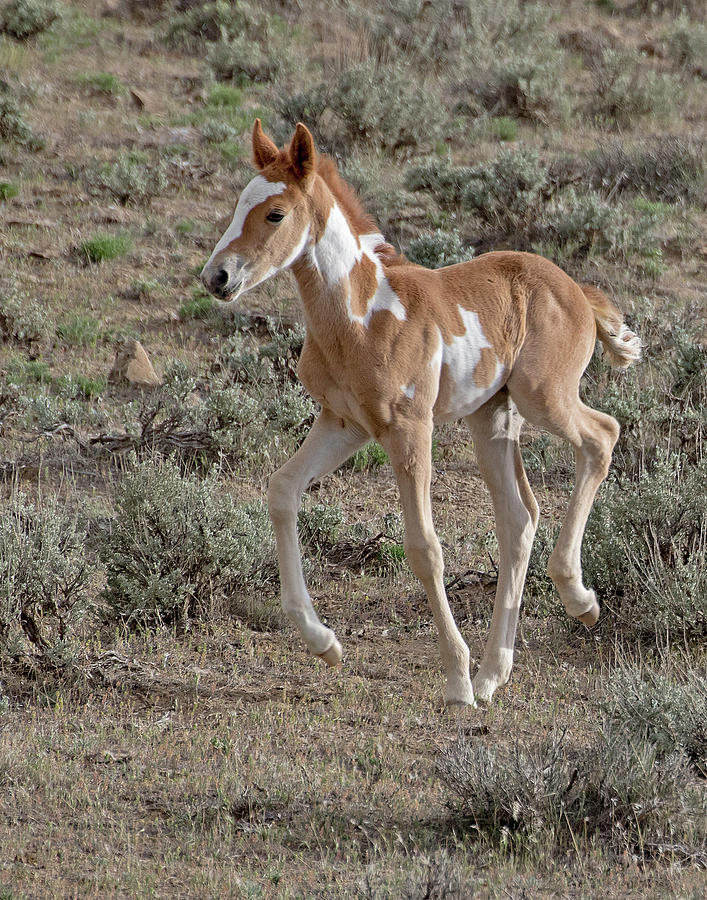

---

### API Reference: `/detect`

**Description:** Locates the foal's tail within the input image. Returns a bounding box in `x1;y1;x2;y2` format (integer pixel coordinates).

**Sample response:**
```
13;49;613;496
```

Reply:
581;283;642;368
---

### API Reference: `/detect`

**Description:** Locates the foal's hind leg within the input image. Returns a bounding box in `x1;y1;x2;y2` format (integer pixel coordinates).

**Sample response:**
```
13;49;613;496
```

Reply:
465;390;539;703
508;376;619;625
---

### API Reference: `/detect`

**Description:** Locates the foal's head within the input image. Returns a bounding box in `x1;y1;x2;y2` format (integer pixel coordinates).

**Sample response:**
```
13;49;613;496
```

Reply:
201;120;318;301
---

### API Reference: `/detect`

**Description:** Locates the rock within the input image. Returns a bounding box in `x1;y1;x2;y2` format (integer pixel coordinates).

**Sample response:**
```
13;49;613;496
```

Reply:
129;89;168;115
109;340;161;387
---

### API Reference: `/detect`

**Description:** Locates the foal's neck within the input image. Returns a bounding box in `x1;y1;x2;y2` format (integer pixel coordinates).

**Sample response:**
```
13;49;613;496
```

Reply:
291;185;389;334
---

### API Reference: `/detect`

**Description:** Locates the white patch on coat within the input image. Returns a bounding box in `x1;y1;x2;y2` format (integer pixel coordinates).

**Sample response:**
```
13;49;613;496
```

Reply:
312;204;406;327
401;383;416;399
207;176;286;264
280;223;311;270
351;276;406;328
312;202;364;284
429;329;444;374
434;308;506;423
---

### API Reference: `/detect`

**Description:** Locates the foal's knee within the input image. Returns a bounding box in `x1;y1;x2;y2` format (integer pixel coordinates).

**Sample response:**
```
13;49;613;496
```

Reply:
404;531;444;583
267;469;298;521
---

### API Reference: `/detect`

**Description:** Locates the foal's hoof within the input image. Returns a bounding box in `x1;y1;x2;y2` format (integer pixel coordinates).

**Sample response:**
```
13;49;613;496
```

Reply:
317;638;343;667
578;599;600;627
445;697;478;711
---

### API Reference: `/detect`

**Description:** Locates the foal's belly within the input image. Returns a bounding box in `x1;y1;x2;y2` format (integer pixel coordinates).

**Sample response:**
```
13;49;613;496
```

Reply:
432;327;507;424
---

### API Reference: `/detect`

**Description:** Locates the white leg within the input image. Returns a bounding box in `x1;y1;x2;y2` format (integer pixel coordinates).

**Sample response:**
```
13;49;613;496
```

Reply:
267;409;367;663
381;421;474;707
545;407;619;624
465;391;539;703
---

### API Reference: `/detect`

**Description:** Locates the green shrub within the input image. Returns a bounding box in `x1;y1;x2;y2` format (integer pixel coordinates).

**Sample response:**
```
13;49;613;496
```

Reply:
0;493;94;668
406;229;474;268
439;719;706;861
102;458;277;629
79;231;132;263
0;81;43;148
583;451;706;639
5;357;52;385
589;49;681;126
207;36;285;85
279;63;445;154
56;373;106;401
200;120;238;144
601;666;706;766
77;71;124;96
275;82;329;140
264;380;316;435
536;188;663;261
0;0;60;40
16;392;86;430
586;137;705;205
479;45;566;123
85;154;168;206
0;181;19;200
452;1;567;122
179;289;215;320
620;0;703;17
663;14;707;70
490;116;517;141
671;325;707;405
297;502;344;553
0;284;48;344
217;140;243;168
405;158;475;209
216;325;306;390
96;360;273;470
408;148;552;232
334;63;445;152
360;853;466;900
463;145;549;228
161;0;265;51
175;219;196;235
207;82;243;109
361;0;474;74
126;277;164;301
350;441;389;472
56;312;100;346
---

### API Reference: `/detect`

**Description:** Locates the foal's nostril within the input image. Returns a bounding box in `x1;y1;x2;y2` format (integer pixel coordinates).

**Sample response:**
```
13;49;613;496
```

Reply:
213;269;229;290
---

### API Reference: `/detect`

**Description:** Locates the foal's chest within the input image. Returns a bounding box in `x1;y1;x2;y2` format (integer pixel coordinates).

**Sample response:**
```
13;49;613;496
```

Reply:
297;337;375;430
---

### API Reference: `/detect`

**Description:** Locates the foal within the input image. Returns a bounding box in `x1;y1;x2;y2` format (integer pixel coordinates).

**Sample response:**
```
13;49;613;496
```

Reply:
202;120;641;706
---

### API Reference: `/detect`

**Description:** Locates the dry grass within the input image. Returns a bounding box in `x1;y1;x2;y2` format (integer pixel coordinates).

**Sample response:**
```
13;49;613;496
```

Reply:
0;1;705;896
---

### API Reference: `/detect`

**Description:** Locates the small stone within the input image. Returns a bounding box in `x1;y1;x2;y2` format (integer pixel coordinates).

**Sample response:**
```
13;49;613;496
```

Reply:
109;339;161;387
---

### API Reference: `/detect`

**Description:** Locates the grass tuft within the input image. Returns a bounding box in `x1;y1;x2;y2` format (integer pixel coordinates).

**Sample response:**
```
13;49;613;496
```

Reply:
78;231;132;263
0;180;19;199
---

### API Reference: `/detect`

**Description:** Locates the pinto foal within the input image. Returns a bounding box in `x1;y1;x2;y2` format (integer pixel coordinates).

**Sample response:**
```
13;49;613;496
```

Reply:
202;120;640;706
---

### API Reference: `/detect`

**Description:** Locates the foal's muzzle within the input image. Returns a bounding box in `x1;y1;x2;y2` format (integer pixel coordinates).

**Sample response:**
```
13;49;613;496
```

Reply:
201;262;246;300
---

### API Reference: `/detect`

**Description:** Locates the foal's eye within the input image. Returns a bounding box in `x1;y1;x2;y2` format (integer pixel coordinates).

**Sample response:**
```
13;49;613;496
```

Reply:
266;210;285;223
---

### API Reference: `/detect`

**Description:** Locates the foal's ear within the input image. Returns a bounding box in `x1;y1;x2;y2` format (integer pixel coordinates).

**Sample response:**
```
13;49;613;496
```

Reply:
289;122;316;184
252;119;279;170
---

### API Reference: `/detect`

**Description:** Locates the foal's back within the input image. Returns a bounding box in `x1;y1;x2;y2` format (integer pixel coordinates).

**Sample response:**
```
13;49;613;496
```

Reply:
382;250;597;424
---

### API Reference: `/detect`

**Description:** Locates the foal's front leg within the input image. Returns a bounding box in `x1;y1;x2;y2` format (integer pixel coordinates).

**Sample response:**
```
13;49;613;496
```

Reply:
381;421;474;707
267;409;367;664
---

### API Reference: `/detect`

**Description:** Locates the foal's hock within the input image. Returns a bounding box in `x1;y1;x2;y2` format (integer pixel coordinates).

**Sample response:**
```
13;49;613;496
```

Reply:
202;120;641;707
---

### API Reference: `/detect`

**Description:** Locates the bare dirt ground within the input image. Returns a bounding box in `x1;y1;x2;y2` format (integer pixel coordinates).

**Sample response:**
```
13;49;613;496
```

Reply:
1;1;705;897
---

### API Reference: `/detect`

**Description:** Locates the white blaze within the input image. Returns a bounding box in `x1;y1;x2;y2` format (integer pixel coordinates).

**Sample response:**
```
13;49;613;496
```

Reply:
206;175;286;266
